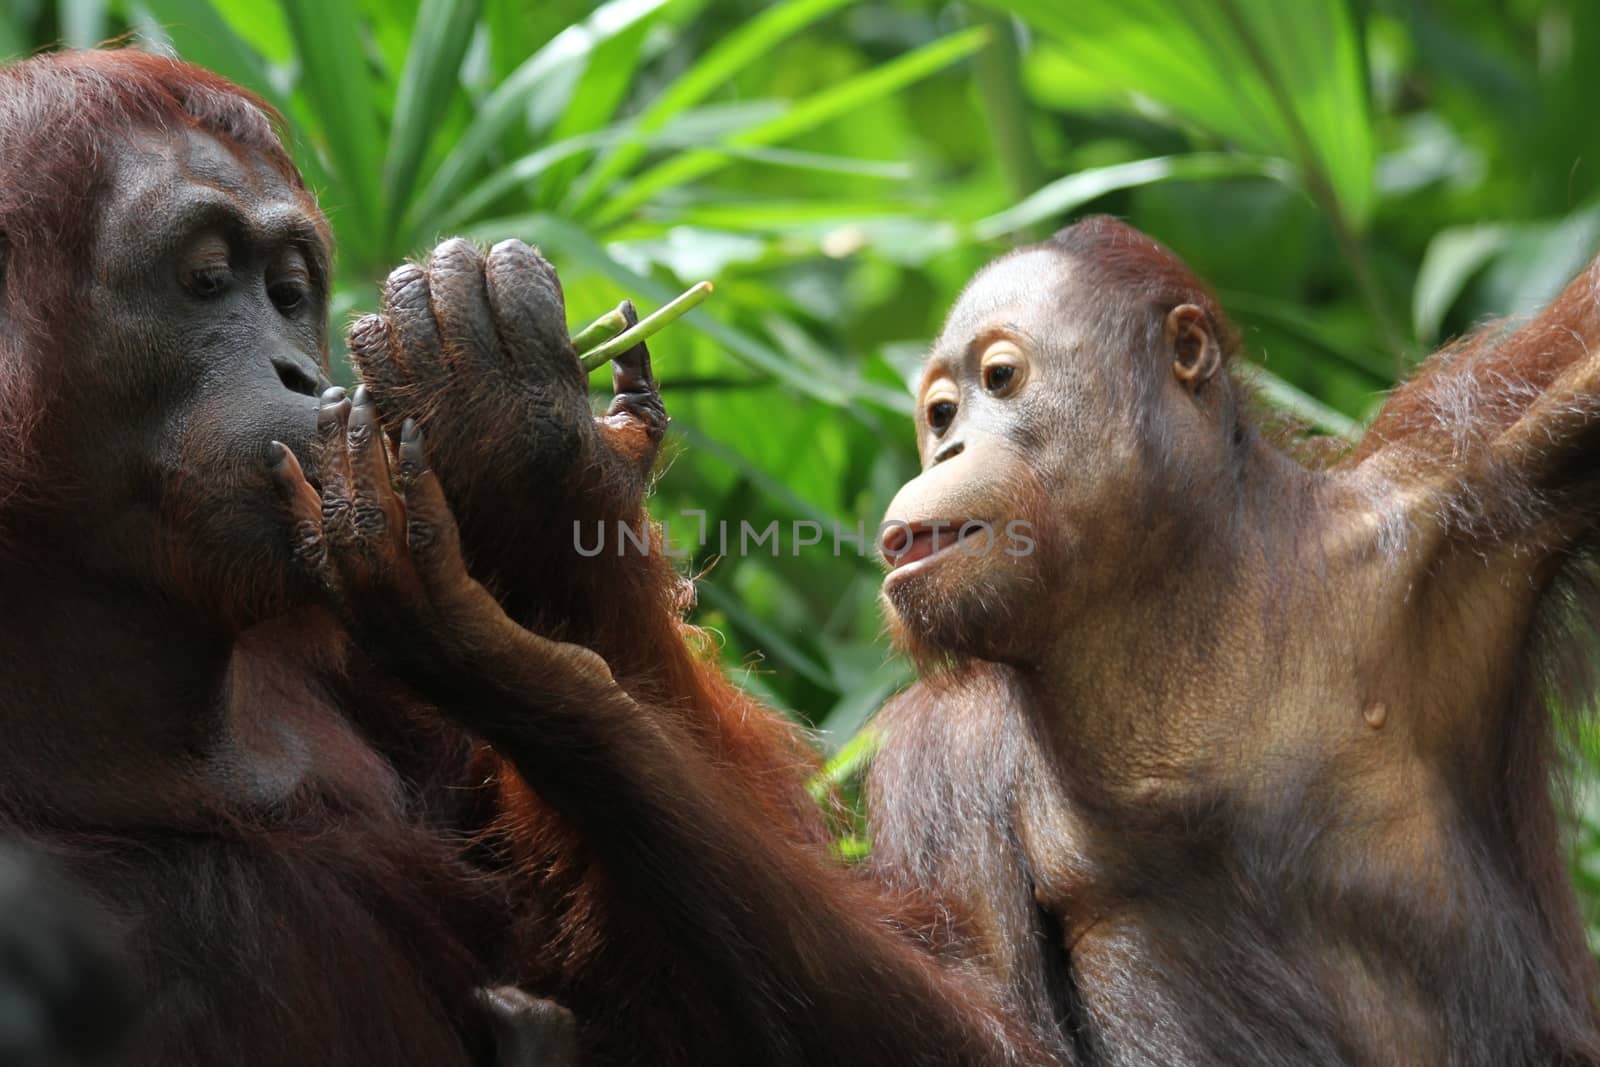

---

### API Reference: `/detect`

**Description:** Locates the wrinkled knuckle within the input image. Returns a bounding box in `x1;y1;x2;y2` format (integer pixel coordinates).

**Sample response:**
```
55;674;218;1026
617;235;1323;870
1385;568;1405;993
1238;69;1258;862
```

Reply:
321;498;355;545
406;514;442;556
492;243;560;300
616;391;666;417
396;459;428;491
350;500;389;540
346;422;374;451
348;314;390;354
291;519;326;569
431;236;482;273
385;263;428;305
488;238;534;265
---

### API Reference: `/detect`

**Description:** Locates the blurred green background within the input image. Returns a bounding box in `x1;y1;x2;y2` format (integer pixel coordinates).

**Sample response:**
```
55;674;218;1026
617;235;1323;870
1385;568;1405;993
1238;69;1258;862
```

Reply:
8;0;1600;933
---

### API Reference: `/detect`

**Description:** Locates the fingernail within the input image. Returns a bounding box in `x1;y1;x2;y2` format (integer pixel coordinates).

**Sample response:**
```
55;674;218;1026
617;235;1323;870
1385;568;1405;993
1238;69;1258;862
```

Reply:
267;441;288;466
351;384;371;407
400;417;418;443
317;397;350;432
321;385;347;403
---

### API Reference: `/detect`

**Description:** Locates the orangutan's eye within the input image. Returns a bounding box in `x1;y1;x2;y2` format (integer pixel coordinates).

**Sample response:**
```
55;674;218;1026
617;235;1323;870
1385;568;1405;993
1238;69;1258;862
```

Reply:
180;233;233;301
268;246;314;317
980;340;1027;397
187;269;230;299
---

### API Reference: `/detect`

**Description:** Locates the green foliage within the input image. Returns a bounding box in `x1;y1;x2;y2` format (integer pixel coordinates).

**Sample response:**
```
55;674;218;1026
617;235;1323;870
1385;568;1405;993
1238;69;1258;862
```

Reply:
7;0;1600;938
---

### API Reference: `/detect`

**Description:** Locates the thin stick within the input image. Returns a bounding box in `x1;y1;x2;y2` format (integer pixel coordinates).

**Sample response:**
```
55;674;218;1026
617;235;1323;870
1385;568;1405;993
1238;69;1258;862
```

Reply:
571;306;629;354
580;281;714;371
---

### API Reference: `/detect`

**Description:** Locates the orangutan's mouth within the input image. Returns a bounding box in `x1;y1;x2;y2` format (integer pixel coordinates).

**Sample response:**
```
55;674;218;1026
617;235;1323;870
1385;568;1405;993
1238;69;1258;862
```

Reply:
882;520;988;575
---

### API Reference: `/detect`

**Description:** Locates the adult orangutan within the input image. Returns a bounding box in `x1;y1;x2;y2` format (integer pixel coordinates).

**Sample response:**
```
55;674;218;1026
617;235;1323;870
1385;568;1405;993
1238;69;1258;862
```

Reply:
0;48;1048;1066
865;216;1600;1065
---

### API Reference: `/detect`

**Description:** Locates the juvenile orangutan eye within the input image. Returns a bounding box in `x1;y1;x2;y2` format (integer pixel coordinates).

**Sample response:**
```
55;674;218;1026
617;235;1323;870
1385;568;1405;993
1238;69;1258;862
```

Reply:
924;376;959;435
980;340;1027;397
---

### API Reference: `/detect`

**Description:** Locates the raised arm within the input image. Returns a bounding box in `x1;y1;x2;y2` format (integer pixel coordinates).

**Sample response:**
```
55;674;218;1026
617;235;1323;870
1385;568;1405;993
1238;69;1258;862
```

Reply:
345;239;677;680
1348;256;1600;550
346;240;828;846
269;388;1062;1066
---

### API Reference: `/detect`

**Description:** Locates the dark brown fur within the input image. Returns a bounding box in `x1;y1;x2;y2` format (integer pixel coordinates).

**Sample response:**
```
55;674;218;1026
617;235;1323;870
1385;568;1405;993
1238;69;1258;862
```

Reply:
0;49;1054;1066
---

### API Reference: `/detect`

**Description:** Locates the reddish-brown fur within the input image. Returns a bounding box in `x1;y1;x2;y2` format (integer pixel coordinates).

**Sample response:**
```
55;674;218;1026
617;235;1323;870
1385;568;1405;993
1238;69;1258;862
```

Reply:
0;50;323;513
23;48;1599;1067
0;50;1051;1065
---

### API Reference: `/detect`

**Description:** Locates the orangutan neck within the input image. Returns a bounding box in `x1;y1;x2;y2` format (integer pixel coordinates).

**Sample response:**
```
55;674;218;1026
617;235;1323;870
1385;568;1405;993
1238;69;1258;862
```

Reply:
1027;439;1330;806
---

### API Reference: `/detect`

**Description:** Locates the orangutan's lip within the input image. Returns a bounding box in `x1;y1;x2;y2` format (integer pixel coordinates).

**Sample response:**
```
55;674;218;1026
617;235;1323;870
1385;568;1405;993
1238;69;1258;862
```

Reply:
881;520;984;581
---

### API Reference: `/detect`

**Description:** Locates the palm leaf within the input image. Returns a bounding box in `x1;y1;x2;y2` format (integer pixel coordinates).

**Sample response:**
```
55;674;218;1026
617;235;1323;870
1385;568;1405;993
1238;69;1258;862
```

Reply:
591;25;990;227
281;0;388;267
403;0;670;241
567;0;854;217
384;0;482;230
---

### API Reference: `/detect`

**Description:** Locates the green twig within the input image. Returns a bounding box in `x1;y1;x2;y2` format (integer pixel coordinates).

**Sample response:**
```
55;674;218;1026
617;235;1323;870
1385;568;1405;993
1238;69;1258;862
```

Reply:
579;281;715;371
805;726;882;805
571;305;629;354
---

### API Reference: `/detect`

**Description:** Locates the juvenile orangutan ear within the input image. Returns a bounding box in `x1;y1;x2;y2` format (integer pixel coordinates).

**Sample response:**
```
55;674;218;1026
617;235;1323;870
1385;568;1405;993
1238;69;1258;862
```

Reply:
1165;303;1220;390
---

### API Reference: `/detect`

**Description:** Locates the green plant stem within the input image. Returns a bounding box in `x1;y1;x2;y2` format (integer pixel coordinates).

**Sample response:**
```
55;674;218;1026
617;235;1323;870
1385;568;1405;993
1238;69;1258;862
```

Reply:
580;281;714;371
572;306;629;354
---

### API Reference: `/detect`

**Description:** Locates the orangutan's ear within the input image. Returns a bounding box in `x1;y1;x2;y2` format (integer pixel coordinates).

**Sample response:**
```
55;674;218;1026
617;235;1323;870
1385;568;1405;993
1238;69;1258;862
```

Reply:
1165;304;1220;391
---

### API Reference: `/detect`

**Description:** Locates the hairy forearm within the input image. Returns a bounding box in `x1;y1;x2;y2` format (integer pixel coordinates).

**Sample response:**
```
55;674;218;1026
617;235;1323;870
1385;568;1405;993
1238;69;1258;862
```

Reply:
431;620;1058;1065
270;393;1056;1063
